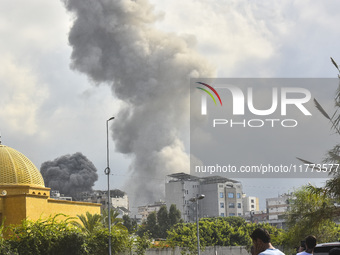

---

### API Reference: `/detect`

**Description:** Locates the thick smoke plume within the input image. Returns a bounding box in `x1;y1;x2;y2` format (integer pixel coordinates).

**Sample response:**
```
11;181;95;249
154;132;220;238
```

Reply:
62;0;213;204
41;152;98;200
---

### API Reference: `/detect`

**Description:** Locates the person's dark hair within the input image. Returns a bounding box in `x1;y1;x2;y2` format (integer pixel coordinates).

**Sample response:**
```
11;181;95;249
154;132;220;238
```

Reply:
305;235;316;249
329;248;340;255
250;228;271;243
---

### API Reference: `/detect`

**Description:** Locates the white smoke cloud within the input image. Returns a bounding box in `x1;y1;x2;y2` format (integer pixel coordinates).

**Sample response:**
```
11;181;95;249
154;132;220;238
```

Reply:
0;56;48;135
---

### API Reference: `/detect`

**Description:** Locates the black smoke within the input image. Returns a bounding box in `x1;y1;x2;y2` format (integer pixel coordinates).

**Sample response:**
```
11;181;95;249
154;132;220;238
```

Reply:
40;152;98;200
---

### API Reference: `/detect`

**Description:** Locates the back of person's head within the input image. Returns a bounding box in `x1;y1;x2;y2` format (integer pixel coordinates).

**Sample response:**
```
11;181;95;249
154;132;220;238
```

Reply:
250;228;271;243
329;248;340;255
305;235;317;249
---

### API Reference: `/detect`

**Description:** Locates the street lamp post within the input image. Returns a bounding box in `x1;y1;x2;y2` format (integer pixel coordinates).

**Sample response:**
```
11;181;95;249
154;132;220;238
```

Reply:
105;117;114;255
189;194;205;255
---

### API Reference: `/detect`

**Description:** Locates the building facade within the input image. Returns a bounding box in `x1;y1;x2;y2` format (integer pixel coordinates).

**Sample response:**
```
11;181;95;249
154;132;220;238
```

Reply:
242;196;260;214
82;189;129;216
165;173;243;222
266;193;292;228
138;201;166;222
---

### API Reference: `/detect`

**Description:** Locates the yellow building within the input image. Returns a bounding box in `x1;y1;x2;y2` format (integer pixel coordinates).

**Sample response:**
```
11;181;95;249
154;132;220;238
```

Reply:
0;144;101;228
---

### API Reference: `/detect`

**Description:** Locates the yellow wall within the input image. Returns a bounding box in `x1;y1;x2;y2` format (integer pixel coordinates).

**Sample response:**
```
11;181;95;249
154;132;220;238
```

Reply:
0;185;101;229
3;195;27;226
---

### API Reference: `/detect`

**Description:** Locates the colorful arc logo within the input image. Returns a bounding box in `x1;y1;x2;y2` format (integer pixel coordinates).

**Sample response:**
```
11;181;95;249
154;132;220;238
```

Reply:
196;82;223;106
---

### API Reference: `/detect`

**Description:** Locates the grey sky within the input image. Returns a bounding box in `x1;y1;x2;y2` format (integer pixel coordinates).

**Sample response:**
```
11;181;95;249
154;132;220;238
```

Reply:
1;0;340;211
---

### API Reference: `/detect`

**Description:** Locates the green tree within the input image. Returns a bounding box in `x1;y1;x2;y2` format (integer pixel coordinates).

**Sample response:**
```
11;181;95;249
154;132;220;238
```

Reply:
102;209;126;231
122;215;137;233
167;217;284;254
145;211;159;238
169;204;182;226
86;227;131;255
283;186;340;247
7;214;86;255
134;232;152;255
157;205;169;238
136;204;182;239
294;58;340;237
72;212;103;235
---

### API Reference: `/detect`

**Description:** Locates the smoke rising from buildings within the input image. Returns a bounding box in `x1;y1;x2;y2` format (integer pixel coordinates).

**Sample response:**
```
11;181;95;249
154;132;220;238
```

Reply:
41;152;98;200
62;0;214;204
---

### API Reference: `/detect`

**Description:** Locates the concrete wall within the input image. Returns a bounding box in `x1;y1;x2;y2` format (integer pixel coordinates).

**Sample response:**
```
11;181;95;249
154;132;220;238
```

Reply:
201;183;220;218
119;246;249;255
146;246;248;255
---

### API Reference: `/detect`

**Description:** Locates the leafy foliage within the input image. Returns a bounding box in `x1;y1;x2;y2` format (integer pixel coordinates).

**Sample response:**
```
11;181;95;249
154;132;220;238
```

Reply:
293;58;340;239
86;227;131;255
134;232;152;255
0;213;131;255
72;212;103;235
102;209;126;231
167;217;284;254
122;214;138;233
7;214;86;255
137;204;182;239
284;186;340;248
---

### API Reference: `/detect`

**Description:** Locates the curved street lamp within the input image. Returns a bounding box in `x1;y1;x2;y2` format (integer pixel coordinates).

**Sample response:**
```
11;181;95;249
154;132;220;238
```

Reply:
105;116;114;255
189;194;205;255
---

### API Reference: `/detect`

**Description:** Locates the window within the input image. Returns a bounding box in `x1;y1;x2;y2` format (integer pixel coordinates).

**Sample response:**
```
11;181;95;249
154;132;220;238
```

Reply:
219;184;223;188
237;203;241;208
220;202;225;208
229;213;235;216
229;203;235;208
220;213;225;217
251;205;255;208
251;199;254;203
228;192;234;198
237;193;241;199
220;192;224;198
238;213;242;216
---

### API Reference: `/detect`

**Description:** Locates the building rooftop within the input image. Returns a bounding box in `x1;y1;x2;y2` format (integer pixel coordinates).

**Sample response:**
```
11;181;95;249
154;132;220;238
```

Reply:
200;175;239;185
167;172;200;181
167;172;239;184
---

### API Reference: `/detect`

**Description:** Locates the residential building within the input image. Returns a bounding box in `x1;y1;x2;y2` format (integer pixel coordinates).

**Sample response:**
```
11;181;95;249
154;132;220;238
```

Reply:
138;200;166;221
266;193;292;228
165;173;243;222
242;196;260;214
82;189;129;216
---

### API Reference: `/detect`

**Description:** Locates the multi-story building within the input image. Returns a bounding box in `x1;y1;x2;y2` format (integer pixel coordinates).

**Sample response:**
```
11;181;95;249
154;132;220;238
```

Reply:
165;173;243;222
82;189;129;216
138;201;166;222
266;193;292;228
242;196;260;214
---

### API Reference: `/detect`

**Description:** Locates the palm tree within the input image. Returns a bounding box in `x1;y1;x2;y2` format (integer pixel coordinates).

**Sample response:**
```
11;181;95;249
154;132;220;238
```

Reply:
296;57;340;224
102;209;127;231
72;211;103;235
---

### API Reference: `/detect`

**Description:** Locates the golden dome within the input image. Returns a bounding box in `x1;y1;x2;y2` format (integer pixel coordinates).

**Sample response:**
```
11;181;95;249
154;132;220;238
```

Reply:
0;145;45;187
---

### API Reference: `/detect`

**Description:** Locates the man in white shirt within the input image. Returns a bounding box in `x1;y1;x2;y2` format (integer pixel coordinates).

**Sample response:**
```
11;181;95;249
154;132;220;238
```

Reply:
250;228;285;255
